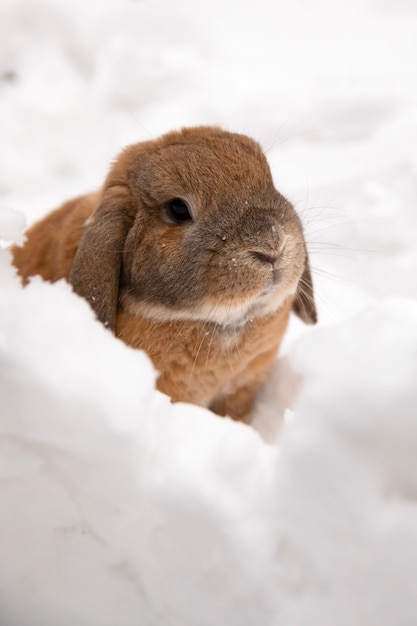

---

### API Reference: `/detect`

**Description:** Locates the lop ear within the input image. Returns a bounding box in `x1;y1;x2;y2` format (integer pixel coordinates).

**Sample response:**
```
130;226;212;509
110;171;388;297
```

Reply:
69;186;136;331
292;250;317;325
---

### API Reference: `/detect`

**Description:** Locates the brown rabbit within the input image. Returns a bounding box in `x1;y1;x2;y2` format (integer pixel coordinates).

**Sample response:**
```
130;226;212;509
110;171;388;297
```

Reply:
13;126;316;422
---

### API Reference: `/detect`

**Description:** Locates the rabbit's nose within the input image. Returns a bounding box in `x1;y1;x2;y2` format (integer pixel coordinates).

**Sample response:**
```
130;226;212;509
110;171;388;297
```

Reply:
253;251;279;266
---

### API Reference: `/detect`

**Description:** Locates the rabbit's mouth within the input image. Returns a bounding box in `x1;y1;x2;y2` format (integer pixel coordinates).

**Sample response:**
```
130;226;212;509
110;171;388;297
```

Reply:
260;270;284;296
203;279;298;328
250;277;298;315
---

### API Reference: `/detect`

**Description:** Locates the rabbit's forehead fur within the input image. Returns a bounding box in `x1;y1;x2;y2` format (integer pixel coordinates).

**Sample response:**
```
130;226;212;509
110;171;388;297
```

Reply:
136;132;273;205
113;127;306;327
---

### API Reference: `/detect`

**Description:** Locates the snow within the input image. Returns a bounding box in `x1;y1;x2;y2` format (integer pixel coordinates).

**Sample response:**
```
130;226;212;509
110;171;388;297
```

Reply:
1;0;417;624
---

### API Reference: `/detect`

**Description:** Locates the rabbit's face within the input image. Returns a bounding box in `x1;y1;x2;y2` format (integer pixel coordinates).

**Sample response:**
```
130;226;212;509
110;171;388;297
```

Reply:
120;128;308;327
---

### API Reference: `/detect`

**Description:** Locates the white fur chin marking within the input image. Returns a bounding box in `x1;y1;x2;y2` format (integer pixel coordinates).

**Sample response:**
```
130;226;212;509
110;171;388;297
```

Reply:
121;281;297;328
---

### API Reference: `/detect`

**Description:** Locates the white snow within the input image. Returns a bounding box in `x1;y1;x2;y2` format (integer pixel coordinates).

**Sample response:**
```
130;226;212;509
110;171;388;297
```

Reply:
1;0;417;624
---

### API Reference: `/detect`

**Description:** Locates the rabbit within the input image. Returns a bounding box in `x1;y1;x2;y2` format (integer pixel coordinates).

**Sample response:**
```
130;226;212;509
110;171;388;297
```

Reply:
12;126;317;423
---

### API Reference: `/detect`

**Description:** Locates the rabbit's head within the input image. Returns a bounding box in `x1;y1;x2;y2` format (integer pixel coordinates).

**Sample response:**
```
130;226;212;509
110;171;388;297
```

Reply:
70;126;316;329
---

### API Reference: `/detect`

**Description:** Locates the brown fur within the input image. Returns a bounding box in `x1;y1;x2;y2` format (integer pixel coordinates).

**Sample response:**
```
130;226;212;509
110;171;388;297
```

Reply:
12;126;317;422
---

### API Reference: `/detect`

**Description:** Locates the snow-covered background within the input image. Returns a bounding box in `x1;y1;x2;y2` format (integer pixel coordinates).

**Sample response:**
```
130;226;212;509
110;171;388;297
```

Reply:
1;0;417;624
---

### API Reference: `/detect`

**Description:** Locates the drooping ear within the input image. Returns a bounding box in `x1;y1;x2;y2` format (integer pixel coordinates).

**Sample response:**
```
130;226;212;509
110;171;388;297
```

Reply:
292;249;317;325
69;186;136;331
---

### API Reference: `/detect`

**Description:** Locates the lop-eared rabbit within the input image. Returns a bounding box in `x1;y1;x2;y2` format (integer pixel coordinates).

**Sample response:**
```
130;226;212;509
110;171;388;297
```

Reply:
13;126;316;422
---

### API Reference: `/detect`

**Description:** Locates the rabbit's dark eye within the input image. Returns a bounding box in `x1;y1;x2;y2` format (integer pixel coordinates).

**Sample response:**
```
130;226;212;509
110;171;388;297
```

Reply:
167;198;192;223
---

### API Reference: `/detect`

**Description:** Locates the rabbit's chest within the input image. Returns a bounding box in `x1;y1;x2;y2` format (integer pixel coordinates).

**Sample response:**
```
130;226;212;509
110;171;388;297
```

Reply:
115;299;292;420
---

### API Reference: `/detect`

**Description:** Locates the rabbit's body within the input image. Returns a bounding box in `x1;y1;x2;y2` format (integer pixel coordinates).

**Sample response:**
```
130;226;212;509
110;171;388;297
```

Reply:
13;126;316;422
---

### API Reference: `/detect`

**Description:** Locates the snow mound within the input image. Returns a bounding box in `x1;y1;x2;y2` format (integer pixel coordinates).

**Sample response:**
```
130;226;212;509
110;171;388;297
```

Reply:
1;209;417;626
0;205;26;246
1;0;417;621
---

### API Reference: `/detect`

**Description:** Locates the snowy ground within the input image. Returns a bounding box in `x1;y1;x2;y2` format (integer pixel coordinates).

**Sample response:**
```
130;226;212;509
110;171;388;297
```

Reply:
1;0;417;624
